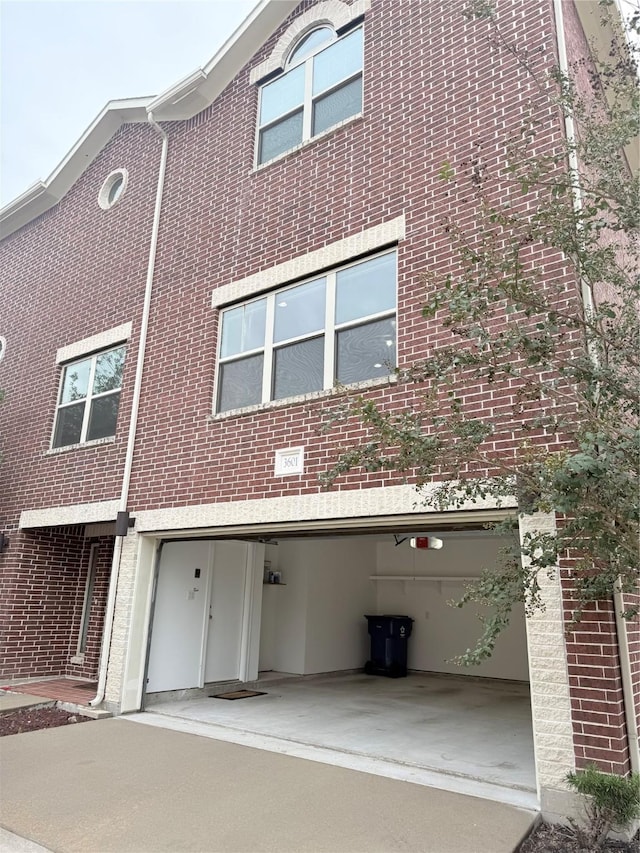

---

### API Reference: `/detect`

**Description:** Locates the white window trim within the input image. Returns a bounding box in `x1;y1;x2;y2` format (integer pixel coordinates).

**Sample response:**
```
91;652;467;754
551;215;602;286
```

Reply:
215;249;397;414
56;322;132;365
255;24;364;168
52;344;126;450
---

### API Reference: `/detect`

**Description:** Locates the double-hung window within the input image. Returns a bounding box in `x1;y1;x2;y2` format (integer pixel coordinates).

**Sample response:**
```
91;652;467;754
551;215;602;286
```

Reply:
217;251;396;413
53;345;126;448
257;25;363;165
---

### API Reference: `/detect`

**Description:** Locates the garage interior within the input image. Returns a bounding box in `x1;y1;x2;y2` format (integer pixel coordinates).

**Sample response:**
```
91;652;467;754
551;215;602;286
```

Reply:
142;529;537;807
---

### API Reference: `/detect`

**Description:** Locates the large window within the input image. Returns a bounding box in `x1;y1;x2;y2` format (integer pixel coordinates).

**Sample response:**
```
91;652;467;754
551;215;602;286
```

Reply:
257;25;363;165
52;345;126;448
217;251;396;413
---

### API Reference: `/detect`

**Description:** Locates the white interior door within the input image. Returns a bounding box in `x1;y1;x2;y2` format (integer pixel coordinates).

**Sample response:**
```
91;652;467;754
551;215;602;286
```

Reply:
146;541;212;693
204;541;247;682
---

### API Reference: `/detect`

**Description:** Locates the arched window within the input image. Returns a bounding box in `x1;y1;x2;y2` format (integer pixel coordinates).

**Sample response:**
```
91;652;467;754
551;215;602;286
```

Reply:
257;25;363;165
287;26;334;65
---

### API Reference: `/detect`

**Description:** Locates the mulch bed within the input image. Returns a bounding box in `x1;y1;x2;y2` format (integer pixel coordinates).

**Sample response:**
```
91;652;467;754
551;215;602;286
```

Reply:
0;706;94;737
518;821;639;853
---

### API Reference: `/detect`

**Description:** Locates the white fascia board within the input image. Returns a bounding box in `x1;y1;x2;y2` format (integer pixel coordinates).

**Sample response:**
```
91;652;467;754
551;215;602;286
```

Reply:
0;98;151;239
150;0;299;121
0;1;299;235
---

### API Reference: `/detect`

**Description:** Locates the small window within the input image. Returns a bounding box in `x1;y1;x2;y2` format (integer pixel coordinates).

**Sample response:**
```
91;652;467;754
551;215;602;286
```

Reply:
257;26;363;165
217;251;396;413
52;345;126;448
0;336;6;363
77;543;99;655
98;169;128;210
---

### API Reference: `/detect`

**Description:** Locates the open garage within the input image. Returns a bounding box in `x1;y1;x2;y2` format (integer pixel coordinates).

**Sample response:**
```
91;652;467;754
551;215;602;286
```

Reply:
140;527;536;805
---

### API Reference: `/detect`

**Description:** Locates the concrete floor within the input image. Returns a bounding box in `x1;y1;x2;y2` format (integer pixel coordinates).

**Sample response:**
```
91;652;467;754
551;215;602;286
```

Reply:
0;718;537;853
137;671;537;809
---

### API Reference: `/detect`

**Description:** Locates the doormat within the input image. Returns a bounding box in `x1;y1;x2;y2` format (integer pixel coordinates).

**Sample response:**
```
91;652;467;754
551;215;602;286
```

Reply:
210;690;267;700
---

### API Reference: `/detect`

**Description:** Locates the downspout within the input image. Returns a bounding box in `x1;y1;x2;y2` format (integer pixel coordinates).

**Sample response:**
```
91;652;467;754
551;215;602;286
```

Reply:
552;0;594;317
614;579;640;773
90;113;168;707
552;0;640;775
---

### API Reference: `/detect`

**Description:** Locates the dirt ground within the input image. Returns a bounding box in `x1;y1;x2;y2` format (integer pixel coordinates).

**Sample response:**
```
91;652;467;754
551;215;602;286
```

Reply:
518;821;639;853
0;705;93;737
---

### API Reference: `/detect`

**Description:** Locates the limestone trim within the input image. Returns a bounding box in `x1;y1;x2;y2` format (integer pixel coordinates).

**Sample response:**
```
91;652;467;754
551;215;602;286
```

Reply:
134;483;516;534
211;216;405;307
56;322;132;365
250;0;371;84
19;499;120;529
521;512;575;795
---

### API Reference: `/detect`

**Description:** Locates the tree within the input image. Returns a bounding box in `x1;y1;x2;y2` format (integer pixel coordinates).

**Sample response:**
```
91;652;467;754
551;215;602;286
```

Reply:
320;0;640;664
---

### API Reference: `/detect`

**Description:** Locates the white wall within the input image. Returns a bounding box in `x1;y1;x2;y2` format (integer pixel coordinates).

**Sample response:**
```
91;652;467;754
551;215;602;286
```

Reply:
374;535;530;681
304;538;376;674
264;540;309;674
259;538;375;675
258;532;529;682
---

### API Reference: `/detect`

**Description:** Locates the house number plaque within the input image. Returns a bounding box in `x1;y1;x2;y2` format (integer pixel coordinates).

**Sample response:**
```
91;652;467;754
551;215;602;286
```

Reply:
274;446;305;476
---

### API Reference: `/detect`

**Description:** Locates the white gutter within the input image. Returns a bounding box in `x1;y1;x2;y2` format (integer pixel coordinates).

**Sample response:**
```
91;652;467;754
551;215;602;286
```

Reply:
553;0;640;775
90;112;168;707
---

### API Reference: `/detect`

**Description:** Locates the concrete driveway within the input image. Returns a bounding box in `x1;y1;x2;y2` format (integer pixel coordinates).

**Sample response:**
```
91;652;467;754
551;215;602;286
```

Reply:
0;718;536;853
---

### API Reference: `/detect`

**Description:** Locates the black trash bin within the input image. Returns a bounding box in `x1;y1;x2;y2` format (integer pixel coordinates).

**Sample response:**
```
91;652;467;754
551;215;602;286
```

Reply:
364;614;414;678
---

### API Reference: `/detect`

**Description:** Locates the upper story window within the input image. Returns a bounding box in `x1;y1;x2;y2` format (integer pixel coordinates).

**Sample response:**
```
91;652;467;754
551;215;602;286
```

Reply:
257;25;363;165
52;345;126;449
217;251;396;413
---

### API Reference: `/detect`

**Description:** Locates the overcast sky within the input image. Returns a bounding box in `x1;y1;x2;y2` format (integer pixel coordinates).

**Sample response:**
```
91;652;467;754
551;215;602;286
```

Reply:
0;0;256;206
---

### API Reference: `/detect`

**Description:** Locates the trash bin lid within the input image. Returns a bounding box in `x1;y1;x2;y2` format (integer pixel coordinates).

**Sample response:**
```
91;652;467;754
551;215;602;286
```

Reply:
364;614;414;622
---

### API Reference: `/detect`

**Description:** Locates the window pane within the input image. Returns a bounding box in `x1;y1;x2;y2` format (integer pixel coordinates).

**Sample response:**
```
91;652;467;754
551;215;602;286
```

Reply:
61;358;90;403
313;76;362;136
336;318;396;385
93;346;125;394
288;27;334;65
221;299;266;358
53;402;85;448
336;253;396;325
274;278;326;343
273;337;324;400
312;27;362;95
108;177;124;205
87;392;120;441
260;64;305;125
259;111;303;164
218;354;264;412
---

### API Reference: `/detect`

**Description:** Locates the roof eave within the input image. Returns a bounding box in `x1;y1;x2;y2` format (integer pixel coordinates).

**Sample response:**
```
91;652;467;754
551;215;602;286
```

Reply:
149;0;298;120
1;98;151;238
0;1;300;238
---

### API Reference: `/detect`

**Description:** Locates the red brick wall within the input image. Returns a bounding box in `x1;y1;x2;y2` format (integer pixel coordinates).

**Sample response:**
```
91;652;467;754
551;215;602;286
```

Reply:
562;583;630;775
0;123;161;529
123;0;574;513
0;528;112;680
558;1;636;777
0;0;633;775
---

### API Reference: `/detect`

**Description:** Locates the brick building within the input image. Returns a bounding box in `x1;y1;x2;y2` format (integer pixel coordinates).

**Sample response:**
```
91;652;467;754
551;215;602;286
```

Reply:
1;0;637;822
